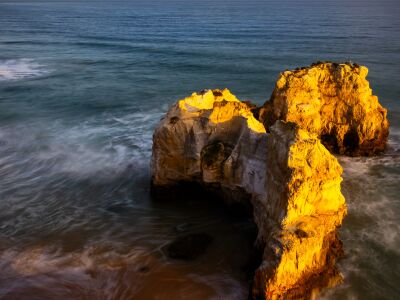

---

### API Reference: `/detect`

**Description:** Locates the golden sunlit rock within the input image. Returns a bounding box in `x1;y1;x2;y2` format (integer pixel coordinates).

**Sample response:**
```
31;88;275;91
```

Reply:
259;62;389;155
177;88;265;133
151;89;267;205
178;88;240;111
151;88;349;299
252;121;347;299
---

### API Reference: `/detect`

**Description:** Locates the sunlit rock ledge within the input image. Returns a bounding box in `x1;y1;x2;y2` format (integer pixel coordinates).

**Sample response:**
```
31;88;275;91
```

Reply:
150;63;389;299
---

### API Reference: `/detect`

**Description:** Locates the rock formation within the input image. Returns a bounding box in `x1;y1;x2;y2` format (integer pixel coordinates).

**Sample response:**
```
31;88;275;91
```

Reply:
252;121;346;299
151;62;389;299
151;88;267;207
259;62;389;155
151;88;349;299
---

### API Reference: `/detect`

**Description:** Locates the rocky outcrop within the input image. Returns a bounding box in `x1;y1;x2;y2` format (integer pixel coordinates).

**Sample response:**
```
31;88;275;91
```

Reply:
151;88;348;299
259;62;389;155
151;88;267;207
252;121;346;299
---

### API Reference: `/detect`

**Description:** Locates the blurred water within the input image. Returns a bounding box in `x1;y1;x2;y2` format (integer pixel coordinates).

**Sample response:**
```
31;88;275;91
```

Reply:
0;1;399;299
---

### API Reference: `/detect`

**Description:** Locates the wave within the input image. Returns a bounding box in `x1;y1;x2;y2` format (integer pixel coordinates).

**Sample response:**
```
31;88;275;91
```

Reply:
0;59;47;81
0;108;165;239
0;109;165;179
339;129;400;252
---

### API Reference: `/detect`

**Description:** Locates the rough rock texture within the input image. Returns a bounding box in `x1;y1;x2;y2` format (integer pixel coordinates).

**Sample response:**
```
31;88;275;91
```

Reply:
151;89;347;299
251;121;347;299
151;88;267;206
259;62;389;155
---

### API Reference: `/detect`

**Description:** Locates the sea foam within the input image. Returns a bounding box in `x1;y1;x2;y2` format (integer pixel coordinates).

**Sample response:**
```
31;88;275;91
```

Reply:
0;59;47;81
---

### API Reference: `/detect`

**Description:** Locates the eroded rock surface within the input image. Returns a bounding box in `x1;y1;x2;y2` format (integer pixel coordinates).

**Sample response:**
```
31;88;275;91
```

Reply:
252;121;346;299
151;88;267;207
151;88;348;299
259;62;389;155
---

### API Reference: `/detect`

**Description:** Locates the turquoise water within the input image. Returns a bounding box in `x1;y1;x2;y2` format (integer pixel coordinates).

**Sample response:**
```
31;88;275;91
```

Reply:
0;1;399;299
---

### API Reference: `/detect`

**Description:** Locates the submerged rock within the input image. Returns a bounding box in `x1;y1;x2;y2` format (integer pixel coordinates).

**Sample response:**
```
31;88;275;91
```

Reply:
259;62;389;155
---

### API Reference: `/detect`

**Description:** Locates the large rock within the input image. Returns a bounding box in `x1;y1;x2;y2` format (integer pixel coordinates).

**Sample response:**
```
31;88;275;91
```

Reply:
151;88;267;206
252;121;346;299
259;62;389;156
151;89;347;299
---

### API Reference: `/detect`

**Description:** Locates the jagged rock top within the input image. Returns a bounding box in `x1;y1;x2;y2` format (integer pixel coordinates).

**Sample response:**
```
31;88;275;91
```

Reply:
177;88;240;111
177;88;266;133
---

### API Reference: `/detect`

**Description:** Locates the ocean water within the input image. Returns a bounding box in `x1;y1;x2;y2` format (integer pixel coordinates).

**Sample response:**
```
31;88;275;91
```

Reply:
0;0;399;299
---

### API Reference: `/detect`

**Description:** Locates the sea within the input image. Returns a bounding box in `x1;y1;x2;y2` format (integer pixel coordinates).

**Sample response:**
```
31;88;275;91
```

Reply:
0;1;399;299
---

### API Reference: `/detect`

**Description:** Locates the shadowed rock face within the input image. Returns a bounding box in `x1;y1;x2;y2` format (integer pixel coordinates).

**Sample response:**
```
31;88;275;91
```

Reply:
151;88;349;299
259;62;389;156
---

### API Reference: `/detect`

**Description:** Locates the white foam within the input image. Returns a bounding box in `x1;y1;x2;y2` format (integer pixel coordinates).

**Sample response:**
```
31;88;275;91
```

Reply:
0;59;47;81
